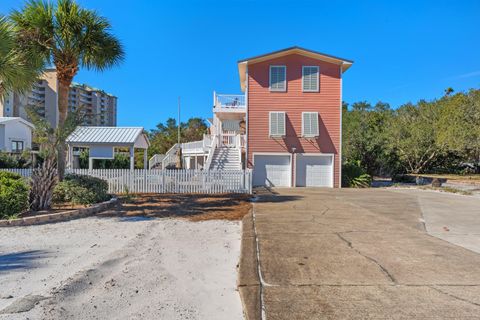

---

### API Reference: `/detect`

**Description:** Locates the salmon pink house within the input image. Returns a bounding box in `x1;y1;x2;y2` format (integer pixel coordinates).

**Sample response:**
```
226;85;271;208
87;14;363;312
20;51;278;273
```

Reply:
150;47;353;188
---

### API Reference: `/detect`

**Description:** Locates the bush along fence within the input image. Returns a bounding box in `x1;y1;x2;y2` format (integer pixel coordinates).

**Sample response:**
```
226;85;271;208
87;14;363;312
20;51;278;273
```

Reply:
0;169;253;194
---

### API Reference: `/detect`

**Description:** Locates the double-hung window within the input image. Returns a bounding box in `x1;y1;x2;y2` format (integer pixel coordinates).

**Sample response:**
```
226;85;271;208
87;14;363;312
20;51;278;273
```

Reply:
302;66;319;92
269;66;286;92
302;112;319;137
269;112;286;137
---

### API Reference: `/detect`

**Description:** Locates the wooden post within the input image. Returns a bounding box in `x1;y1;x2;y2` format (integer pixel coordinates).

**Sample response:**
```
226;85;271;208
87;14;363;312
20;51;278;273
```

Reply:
130;146;135;171
68;144;73;169
143;149;148;169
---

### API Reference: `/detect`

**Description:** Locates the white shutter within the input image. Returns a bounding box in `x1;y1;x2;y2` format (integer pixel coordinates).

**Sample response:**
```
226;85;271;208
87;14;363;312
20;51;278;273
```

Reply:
302;112;319;137
270;66;286;91
302;66;319;92
277;112;285;135
270;112;286;136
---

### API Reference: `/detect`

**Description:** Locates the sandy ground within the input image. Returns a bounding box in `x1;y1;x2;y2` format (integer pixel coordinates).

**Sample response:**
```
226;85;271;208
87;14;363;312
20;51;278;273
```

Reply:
0;216;244;320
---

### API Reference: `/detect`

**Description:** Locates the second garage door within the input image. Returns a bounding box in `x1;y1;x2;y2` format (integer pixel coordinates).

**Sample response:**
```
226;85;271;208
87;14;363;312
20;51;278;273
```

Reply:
253;154;291;187
296;154;333;187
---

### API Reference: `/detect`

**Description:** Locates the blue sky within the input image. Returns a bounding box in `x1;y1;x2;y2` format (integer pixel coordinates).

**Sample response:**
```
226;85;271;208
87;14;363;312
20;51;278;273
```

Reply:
1;0;479;130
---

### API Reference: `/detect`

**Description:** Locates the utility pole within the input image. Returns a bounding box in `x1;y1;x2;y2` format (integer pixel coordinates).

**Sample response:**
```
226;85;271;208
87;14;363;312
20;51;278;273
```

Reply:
178;96;181;144
176;96;182;169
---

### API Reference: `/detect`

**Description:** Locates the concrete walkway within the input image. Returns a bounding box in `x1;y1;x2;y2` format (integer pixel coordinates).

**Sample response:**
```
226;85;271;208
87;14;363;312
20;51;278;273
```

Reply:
395;189;480;254
238;188;480;319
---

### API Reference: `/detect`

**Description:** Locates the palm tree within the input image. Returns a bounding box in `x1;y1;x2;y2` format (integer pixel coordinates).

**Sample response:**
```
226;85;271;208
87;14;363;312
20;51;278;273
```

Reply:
0;15;42;96
11;0;124;180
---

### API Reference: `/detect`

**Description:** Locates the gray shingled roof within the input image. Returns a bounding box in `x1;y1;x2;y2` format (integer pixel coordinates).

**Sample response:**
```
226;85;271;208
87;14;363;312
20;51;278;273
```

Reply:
66;126;145;145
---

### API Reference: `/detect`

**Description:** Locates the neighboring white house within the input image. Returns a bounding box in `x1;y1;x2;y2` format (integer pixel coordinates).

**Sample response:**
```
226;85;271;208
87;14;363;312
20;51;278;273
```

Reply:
0;117;34;153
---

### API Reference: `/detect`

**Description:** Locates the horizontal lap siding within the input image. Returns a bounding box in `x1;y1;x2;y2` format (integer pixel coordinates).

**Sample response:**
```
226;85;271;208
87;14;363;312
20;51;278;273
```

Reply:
247;54;341;187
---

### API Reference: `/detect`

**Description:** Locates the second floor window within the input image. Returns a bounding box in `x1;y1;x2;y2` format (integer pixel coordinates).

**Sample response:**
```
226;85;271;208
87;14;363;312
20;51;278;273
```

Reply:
302;66;319;92
269;111;286;136
269;66;286;92
302;112;319;137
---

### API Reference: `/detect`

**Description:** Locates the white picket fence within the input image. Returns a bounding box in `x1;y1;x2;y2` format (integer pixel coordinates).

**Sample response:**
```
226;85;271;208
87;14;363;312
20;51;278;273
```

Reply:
0;168;32;177
1;168;253;194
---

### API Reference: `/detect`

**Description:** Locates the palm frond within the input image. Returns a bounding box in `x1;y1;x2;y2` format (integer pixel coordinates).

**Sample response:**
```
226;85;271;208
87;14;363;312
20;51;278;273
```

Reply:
0;15;44;96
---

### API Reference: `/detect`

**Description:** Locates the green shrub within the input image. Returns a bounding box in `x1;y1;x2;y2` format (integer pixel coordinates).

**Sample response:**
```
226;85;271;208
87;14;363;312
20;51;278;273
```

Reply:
53;174;109;205
0;152;31;168
0;171;23;180
0;172;29;219
342;161;372;188
53;180;97;205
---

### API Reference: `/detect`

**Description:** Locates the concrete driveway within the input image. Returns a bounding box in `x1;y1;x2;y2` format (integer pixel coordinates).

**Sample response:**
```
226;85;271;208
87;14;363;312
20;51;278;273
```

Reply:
238;188;480;319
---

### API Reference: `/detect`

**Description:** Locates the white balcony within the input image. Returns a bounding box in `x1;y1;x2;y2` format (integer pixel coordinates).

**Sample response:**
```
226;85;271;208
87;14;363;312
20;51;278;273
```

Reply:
213;92;245;113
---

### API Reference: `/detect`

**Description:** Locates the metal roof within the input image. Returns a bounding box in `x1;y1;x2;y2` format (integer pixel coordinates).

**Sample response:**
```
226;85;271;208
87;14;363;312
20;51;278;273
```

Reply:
66;126;147;146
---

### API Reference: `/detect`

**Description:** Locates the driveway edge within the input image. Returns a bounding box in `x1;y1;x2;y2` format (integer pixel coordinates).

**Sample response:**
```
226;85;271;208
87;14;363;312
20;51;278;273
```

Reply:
238;209;262;320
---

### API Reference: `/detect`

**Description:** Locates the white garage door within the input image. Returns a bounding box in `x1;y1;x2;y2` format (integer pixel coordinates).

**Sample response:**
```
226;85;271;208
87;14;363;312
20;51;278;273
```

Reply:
296;154;333;187
253;154;291;187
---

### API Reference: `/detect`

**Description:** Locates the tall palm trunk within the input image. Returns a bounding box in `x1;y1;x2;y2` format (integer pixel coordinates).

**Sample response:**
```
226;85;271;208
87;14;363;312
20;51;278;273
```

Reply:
56;63;77;180
56;80;69;180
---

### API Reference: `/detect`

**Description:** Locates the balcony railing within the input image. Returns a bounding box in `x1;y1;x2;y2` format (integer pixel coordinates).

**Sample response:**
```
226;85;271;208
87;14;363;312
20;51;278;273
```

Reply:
213;92;245;111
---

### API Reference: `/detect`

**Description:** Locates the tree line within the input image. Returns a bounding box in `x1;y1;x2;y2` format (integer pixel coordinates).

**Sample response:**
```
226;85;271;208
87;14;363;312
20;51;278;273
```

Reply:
342;89;480;176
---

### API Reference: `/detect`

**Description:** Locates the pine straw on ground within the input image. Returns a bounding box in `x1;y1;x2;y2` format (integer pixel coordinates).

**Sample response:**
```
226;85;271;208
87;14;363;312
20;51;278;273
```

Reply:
99;193;252;222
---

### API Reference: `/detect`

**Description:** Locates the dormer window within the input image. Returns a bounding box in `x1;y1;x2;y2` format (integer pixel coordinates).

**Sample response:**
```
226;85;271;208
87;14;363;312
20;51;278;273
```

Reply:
269;66;286;92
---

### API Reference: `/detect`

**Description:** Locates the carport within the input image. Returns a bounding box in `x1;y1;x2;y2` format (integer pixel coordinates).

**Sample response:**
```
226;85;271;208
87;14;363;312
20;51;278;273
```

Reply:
66;126;150;170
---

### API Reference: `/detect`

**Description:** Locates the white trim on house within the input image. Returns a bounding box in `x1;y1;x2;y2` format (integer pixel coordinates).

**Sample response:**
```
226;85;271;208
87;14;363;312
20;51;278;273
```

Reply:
339;63;343;188
302;66;320;92
245;65;249;170
252;152;293;187
301;112;319;138
269;111;286;137
269;65;287;92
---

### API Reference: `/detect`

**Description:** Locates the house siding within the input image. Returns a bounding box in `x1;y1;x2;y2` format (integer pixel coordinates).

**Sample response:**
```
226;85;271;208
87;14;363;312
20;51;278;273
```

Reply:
246;53;342;187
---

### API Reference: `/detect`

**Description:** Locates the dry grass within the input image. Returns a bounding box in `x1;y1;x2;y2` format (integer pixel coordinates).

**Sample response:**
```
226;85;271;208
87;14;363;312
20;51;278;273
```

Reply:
100;193;252;222
412;174;480;184
420;186;473;196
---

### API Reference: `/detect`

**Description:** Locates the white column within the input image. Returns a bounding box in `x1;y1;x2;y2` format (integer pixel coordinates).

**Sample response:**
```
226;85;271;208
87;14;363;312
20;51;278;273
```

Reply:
143;149;148;169
88;157;93;171
130;146;135;171
67;144;73;169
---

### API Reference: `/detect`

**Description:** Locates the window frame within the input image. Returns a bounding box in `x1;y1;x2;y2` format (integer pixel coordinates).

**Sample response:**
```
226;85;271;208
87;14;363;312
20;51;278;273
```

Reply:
269;65;287;92
302;112;319;137
11;140;24;153
302;66;320;92
269;111;286;137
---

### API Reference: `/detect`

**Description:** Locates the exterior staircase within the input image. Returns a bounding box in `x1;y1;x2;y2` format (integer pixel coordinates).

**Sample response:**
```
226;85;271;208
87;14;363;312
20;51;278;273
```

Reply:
209;147;242;170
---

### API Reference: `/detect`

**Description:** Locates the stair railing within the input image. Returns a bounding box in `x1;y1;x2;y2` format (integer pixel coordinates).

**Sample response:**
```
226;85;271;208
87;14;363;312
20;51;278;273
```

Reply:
236;134;242;169
148;154;165;169
205;135;218;170
161;143;180;169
